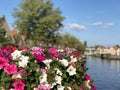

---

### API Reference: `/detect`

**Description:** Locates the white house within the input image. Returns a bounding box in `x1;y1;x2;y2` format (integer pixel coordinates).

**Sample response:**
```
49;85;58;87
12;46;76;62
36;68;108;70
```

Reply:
117;48;120;56
108;47;118;56
96;46;119;56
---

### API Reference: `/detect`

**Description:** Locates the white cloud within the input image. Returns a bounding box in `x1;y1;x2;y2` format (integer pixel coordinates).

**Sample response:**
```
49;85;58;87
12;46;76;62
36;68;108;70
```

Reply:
90;21;103;26
90;21;115;29
103;22;115;28
65;23;87;31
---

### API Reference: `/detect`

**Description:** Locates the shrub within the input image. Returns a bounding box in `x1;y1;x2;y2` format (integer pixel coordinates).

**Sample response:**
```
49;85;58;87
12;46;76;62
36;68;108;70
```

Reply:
0;45;96;90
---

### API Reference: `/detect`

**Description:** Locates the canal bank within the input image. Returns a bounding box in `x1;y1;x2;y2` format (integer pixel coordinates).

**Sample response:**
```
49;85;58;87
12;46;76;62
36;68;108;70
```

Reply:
93;54;120;60
101;55;120;60
86;56;120;90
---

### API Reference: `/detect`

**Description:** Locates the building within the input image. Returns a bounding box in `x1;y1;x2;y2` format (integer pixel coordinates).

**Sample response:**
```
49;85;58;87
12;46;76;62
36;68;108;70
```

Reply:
96;46;119;56
117;48;120;56
85;47;96;55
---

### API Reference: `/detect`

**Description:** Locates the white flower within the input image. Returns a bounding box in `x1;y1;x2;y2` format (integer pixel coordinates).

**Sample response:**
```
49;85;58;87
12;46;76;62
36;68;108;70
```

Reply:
67;66;76;76
58;49;64;52
20;55;29;61
59;59;69;67
43;59;52;65
19;60;28;68
43;59;52;68
39;73;47;84
55;75;62;85
55;68;62;76
86;80;91;89
43;59;52;66
48;76;62;88
12;74;21;79
51;82;57;89
67;86;72;90
57;85;65;90
11;50;22;60
18;55;29;68
70;56;77;62
16;74;21;78
10;89;15;90
34;88;38;90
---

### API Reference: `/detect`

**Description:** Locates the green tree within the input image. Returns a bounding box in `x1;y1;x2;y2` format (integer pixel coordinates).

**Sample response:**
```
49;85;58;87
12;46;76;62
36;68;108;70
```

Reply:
0;29;13;46
94;45;104;50
84;40;87;48
13;0;64;46
0;29;6;42
64;34;86;51
56;34;86;51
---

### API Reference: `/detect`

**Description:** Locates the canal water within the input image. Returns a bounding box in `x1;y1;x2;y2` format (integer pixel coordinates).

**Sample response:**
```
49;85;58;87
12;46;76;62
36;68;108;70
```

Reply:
86;56;120;90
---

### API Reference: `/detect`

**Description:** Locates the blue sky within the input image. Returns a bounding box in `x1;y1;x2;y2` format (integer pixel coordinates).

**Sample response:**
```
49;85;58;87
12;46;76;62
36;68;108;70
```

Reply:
0;0;120;46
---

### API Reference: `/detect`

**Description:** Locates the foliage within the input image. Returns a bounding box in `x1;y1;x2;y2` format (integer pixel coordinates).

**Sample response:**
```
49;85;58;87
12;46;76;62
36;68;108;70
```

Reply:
13;0;64;46
0;29;13;47
0;45;96;90
56;34;86;51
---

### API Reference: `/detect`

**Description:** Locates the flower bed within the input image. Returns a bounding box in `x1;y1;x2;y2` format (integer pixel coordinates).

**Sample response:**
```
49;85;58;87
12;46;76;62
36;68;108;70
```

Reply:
0;45;96;90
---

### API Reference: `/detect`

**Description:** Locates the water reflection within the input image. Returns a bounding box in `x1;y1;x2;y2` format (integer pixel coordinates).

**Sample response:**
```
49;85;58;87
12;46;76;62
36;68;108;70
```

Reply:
86;56;120;90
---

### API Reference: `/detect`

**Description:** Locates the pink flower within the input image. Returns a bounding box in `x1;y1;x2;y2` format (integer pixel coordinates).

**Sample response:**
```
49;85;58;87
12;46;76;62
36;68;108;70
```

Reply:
48;48;57;54
34;84;50;90
35;54;45;62
81;85;85;90
34;88;39;90
0;57;9;68
1;46;17;53
48;48;60;58
21;47;28;51
27;72;32;76
1;46;9;56
85;75;91;81
4;64;17;75
1;46;16;55
38;84;50;90
31;47;44;55
90;83;97;90
13;80;25;90
0;46;17;60
40;67;46;73
69;62;75;66
18;69;24;76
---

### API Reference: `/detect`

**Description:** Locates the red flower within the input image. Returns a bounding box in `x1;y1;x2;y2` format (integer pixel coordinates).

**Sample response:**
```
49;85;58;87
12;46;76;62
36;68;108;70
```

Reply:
13;80;25;90
1;45;17;54
9;46;17;53
72;50;82;58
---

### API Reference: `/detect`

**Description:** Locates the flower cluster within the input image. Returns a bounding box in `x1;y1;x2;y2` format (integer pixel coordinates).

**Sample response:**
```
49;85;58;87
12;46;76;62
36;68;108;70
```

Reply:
0;45;96;90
